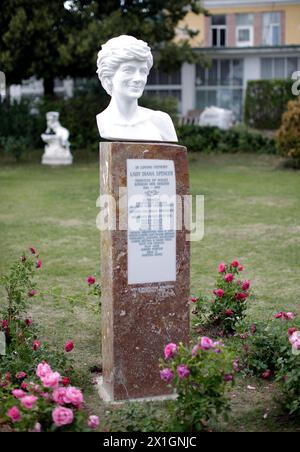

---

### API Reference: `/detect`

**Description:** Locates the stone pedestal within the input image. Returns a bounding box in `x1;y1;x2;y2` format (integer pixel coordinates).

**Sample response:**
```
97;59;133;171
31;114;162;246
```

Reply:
99;142;190;402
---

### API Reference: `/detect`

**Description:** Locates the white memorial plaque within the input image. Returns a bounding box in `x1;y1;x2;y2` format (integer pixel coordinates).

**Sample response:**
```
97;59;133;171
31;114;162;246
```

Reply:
127;159;176;284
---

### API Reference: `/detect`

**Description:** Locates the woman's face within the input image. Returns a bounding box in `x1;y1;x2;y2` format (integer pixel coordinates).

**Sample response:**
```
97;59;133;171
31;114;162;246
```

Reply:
110;59;148;100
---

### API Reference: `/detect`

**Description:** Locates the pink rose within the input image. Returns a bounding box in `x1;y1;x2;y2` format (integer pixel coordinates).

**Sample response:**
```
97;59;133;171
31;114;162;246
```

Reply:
224;374;234;382
16;371;27;380
242;280;250;291
190;297;198;303
274;311;284;319
238;265;244;272
1;320;8;329
288;327;297;336
7;406;21;422
250;324;257;334
32;340;41;351
21;382;28;390
225;309;234;316
29;247;37;255
218;262;226;273
52;406;74;427
53;387;67;405
214;289;224;298
36;260;42;269
224;273;234;283
164;343;178;360
33;422;42;432
62;377;70;387
233;359;240;372
12;389;26;399
21;395;38;410
236;292;247;301
261;370;272;380
231;259;240;268
285;312;295;320
28;289;38;297
200;336;214;350
64;340;74;352
41;371;60;388
25;319;33;326
86;276;96;285
159;368;174;383
192;344;200;356
177;364;190;379
289;331;300;346
36;362;52;379
63;386;84;407
88;415;100;429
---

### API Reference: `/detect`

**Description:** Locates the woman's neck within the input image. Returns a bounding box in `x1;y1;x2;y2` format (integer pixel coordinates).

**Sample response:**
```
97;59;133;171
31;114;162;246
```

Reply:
109;96;138;123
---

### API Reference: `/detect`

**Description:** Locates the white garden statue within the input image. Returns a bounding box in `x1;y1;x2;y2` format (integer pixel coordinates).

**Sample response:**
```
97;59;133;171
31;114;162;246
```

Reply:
96;35;178;142
41;112;73;166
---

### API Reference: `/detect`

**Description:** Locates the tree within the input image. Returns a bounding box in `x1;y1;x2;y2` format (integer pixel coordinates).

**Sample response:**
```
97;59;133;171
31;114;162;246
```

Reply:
0;0;207;96
0;1;78;95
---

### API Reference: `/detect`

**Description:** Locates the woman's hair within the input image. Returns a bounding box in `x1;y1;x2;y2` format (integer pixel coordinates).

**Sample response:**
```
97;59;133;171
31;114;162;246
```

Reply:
96;35;153;95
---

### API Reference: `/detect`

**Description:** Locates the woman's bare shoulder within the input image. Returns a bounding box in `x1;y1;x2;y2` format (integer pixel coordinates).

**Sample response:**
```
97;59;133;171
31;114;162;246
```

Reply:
151;110;178;142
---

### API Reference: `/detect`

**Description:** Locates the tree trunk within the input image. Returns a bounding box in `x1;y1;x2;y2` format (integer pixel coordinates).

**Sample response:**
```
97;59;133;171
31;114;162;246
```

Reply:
43;76;55;97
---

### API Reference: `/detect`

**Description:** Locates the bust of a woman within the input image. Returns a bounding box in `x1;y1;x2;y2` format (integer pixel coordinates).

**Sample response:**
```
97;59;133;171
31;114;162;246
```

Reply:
96;35;178;142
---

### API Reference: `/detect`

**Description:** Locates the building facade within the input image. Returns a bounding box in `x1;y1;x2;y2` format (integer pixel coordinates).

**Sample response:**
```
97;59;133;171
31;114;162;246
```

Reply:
8;0;300;119
145;0;300;119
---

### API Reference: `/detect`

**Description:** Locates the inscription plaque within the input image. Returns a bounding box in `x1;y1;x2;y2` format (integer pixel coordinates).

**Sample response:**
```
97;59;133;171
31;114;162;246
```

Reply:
127;159;176;284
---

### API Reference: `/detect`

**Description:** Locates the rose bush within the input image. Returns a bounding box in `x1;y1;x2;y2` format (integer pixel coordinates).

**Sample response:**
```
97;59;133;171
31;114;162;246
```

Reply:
192;260;253;334
0;362;100;432
159;339;235;431
276;328;300;415
237;313;299;380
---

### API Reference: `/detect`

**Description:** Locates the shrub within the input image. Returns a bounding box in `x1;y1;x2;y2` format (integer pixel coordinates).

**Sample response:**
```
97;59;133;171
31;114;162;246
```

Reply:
244;80;294;130
0;362;100;432
192;260;253;334
237;313;299;378
0;93;179;157
177;124;277;154
0;248;100;431
277;96;300;168
0;136;30;162
277;329;300;414
159;340;234;431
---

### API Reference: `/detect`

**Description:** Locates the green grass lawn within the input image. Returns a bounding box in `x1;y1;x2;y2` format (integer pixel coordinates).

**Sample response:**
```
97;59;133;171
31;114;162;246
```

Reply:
0;153;299;431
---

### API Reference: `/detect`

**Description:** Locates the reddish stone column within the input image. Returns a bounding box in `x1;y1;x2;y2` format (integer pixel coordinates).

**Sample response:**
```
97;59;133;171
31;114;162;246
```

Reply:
227;13;236;47
204;16;211;47
99;142;190;402
281;11;285;45
254;12;262;46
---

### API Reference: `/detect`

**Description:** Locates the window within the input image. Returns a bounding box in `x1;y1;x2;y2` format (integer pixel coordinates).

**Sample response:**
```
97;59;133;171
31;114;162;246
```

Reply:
196;59;244;119
236;14;254;47
262;12;281;46
211;15;227;47
147;68;181;85
261;57;299;79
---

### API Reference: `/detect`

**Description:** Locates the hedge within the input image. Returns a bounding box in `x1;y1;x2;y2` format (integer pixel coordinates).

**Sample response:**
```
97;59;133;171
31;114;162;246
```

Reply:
244;80;295;130
177;124;277;154
0;92;178;160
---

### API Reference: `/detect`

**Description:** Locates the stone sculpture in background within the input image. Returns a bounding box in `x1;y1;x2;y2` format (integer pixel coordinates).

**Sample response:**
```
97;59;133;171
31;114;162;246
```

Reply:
199;106;235;130
41;111;73;166
96;35;178;142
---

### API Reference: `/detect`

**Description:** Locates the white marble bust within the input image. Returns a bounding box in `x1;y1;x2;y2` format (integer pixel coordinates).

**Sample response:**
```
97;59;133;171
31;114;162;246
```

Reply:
96;35;178;142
